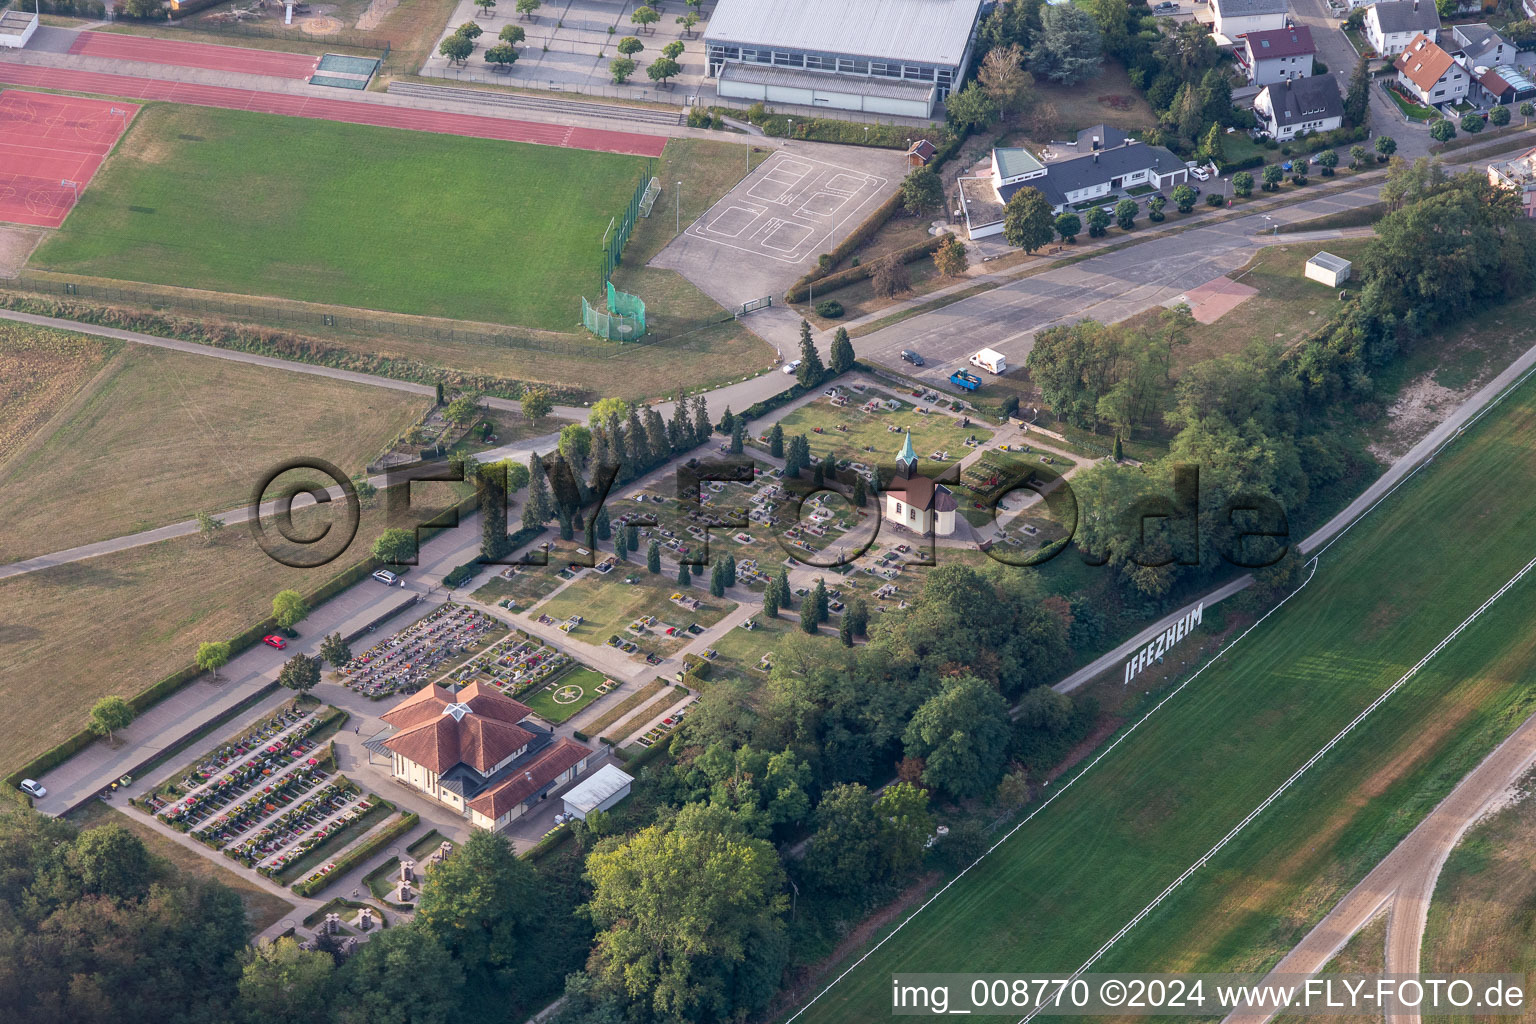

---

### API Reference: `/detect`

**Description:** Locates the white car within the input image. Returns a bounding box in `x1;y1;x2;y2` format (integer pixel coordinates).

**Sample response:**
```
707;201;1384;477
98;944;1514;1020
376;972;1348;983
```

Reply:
372;569;398;584
1190;166;1211;181
19;779;45;798
782;359;802;375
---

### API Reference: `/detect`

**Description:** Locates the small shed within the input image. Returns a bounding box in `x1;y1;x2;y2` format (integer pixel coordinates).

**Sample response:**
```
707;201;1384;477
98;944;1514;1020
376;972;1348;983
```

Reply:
561;764;634;820
907;138;938;167
1304;251;1352;288
0;10;38;49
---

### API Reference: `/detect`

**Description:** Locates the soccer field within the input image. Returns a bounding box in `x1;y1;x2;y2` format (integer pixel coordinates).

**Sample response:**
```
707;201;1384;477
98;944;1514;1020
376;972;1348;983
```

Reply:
790;373;1536;1022
28;104;647;331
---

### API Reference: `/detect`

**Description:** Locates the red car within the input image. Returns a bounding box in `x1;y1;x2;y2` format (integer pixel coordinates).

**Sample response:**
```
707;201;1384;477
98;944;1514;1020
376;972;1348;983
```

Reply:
262;635;287;650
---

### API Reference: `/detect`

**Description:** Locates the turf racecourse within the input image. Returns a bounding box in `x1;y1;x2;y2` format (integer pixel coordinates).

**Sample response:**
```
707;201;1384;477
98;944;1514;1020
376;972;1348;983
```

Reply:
28;104;647;331
788;374;1536;1023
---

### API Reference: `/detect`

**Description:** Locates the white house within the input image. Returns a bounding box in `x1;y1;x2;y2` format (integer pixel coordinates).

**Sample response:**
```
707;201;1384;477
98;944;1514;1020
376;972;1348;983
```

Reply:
1394;33;1469;106
882;431;958;537
955;125;1190;237
1445;22;1515;68
1242;25;1317;86
368;681;593;832
1254;75;1345;140
1364;0;1441;56
1211;0;1289;42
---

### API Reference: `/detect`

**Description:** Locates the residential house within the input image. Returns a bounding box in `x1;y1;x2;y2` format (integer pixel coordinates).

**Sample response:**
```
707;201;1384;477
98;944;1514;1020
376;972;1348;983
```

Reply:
1241;25;1316;86
1363;0;1441;56
1489;146;1536;218
1445;22;1515;68
1471;64;1536;106
366;680;593;832
1394;33;1469;106
954;125;1190;237
1210;0;1289;42
1254;74;1345;139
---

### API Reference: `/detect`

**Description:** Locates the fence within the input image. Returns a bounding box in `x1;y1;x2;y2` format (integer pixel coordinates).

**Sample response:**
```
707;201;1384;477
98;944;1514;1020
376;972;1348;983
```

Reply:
582;285;646;341
418;62;694;106
4;272;607;357
600;165;653;292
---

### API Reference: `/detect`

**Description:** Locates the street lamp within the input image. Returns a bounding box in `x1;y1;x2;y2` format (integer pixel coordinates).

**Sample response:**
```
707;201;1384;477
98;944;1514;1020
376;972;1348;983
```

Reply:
675;180;682;235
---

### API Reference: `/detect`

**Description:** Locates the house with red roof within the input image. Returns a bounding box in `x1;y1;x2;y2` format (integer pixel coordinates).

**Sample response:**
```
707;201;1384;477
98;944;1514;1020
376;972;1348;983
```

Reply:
1393;33;1468;106
366;680;593;832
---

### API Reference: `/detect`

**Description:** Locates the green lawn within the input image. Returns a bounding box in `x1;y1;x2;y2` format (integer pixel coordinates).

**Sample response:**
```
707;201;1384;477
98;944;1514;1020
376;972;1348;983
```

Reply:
30;104;646;330
522;666;613;724
791;371;1536;1022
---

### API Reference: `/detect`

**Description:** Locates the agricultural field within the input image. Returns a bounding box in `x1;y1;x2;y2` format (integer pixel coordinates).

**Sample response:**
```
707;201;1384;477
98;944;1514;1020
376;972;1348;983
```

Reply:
790;370;1536;1023
30;104;647;330
0;323;120;470
0;341;427;564
0;479;467;776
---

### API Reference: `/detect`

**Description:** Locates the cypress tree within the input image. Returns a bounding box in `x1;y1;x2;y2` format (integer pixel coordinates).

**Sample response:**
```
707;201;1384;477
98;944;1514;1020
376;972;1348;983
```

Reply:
768;422;784;458
774;567;792;608
852;474;867;507
1113;435;1124;462
692;395;711;447
479;467;509;560
523;454;552;529
812;578;829;623
614;525;628;561
644;407;670;462
730;417;746;454
799;606;818;634
839;614;855;646
763;584;779;618
678;560;692;586
710;560;726;597
647;539;661;574
595;506;612;541
718;406;735;435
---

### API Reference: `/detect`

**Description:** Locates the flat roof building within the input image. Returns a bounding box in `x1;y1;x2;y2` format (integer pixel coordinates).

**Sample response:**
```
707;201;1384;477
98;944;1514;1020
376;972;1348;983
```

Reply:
562;764;634;820
704;0;986;118
1305;251;1352;287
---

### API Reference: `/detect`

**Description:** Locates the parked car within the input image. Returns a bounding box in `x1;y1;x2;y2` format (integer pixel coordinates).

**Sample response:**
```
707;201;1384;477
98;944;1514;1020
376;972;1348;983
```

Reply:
1154;2;1178;11
1190;166;1211;181
372;569;398;585
19;779;45;798
901;350;925;366
782;359;801;375
262;635;287;650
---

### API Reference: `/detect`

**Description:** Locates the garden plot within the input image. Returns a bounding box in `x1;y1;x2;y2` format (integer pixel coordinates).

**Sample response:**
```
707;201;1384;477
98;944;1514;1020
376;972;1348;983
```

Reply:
335;603;504;699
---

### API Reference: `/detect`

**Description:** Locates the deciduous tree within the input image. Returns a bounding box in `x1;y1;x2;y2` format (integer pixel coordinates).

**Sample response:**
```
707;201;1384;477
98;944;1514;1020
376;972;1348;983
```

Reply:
1003;186;1054;252
88;696;134;743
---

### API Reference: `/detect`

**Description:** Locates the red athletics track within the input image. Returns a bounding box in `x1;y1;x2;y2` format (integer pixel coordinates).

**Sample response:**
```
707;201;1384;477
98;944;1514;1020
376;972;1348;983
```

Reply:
0;64;669;158
0;91;138;227
68;31;320;80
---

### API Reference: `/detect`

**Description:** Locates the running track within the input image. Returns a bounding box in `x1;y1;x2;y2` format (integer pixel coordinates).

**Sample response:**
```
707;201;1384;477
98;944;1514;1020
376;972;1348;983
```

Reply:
0;63;669;157
68;31;320;80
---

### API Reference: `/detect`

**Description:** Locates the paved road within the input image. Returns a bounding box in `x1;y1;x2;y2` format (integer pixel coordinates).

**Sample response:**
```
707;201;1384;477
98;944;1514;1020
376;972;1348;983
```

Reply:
1221;706;1536;1024
1053;329;1536;694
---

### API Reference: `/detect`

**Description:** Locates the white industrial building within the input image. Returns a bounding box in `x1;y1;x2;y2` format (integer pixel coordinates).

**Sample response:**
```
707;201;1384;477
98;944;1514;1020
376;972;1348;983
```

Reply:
0;9;38;49
1305;252;1352;287
704;0;986;118
1210;0;1289;43
561;764;634;821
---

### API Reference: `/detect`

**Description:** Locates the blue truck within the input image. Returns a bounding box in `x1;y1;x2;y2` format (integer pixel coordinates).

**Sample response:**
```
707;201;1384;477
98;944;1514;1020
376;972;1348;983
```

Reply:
949;370;982;392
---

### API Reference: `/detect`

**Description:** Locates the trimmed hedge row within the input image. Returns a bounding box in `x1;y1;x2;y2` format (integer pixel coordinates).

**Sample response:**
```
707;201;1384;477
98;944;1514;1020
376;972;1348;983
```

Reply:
292;811;419;898
786;233;952;303
785;191;903;302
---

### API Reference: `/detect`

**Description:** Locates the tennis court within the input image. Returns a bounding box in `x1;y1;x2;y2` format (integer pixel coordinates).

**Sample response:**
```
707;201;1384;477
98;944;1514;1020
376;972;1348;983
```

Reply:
310;53;380;91
0;90;137;228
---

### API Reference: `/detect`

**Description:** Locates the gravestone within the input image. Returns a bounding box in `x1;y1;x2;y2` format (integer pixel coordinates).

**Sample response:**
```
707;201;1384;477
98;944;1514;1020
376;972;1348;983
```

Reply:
358;906;374;931
400;859;415;883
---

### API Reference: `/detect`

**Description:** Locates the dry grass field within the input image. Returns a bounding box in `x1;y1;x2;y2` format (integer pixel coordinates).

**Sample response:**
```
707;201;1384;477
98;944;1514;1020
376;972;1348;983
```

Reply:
0;340;428;564
0;322;121;469
0;482;463;775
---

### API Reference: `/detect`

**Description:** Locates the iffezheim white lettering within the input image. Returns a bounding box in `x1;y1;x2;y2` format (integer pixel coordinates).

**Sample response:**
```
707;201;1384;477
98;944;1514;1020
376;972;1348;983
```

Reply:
1124;603;1203;685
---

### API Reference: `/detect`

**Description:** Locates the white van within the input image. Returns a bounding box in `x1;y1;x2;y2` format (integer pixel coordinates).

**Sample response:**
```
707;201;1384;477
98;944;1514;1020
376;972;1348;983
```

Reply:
970;348;1007;375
